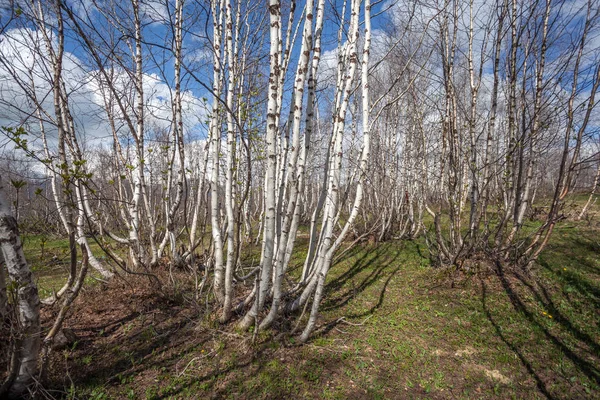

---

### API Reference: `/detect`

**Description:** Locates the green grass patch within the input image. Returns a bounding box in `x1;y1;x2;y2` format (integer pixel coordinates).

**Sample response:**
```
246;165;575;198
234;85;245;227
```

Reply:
22;206;600;399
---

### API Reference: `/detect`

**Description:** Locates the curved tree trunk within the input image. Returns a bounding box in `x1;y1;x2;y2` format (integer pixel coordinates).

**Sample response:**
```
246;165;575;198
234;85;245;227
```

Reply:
0;179;40;399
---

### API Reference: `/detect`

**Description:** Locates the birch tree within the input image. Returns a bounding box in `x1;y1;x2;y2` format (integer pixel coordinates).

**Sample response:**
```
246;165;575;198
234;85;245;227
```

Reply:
0;177;40;399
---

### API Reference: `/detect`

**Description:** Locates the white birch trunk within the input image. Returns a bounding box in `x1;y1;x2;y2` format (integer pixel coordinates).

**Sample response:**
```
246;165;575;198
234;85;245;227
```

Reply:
222;0;237;322
300;0;371;341
239;0;282;330
210;0;226;302
0;179;40;398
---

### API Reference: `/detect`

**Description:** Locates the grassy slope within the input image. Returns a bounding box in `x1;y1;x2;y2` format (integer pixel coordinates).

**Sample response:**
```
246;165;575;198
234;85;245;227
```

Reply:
25;220;599;399
23;234;109;298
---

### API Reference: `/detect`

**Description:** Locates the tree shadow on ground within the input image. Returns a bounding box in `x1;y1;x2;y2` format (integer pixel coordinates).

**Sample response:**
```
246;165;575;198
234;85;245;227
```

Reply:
313;244;401;338
481;255;600;400
44;264;376;400
44;285;216;396
538;235;600;310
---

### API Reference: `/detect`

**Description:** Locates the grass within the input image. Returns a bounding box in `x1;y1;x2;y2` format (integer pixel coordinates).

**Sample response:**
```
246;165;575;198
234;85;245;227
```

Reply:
22;234;108;298
20;205;600;399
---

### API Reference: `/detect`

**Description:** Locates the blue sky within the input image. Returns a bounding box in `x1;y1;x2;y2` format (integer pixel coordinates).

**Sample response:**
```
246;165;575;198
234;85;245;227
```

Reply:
0;0;598;151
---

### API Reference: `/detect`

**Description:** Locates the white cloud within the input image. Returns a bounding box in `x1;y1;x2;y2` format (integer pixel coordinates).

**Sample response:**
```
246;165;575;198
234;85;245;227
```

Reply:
0;26;208;155
317;47;338;91
140;0;169;24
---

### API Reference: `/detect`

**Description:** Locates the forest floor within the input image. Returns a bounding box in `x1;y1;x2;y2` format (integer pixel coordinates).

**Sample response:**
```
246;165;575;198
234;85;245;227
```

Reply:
22;212;600;399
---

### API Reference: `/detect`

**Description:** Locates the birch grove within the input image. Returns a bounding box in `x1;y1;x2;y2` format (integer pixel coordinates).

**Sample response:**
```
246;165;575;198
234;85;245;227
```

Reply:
0;0;599;395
